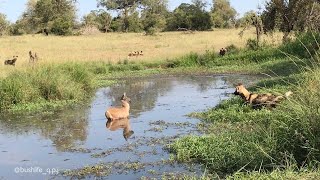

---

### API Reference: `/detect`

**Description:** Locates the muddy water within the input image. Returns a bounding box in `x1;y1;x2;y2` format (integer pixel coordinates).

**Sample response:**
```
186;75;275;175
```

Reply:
0;75;261;179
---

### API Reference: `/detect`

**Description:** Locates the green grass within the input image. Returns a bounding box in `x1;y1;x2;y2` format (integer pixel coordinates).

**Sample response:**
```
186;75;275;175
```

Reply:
1;33;318;114
0;63;95;112
168;32;320;178
0;31;319;178
228;167;320;180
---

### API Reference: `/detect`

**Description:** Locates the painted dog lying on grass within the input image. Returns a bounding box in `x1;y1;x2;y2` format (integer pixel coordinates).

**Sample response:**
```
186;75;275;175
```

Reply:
234;83;293;109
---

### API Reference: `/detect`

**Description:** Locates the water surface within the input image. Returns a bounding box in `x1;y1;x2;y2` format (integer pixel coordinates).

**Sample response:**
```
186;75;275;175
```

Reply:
0;75;261;179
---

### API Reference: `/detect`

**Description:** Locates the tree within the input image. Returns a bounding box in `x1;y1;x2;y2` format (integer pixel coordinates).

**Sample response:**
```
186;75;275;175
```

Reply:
262;0;319;42
98;0;142;32
82;10;112;32
166;2;212;31
211;0;237;28
10;0;38;35
35;0;76;35
0;13;9;36
140;0;168;35
14;0;76;35
306;2;320;31
127;11;143;32
238;11;263;49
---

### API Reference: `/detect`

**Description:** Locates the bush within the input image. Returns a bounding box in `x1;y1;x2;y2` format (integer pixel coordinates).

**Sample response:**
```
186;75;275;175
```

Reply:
246;38;259;50
51;17;73;36
0;63;95;112
266;69;320;166
280;32;320;58
169;131;273;174
225;44;240;55
167;51;216;68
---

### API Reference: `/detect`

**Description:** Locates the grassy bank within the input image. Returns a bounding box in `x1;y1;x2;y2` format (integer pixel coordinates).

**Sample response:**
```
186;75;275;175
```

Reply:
0;63;98;112
0;32;316;113
0;29;281;78
0;31;319;178
169;32;320;178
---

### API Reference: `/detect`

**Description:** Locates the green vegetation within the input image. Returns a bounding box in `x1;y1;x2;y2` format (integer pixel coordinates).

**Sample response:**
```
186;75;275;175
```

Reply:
228;167;320;179
0;31;319;178
168;32;320;178
0;63;94;112
1;0;318;39
1;32;318;114
3;0;250;36
262;0;320;42
11;0;76;35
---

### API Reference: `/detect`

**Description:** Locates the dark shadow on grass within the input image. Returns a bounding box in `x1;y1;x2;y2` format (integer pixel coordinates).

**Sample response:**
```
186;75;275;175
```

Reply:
261;59;308;77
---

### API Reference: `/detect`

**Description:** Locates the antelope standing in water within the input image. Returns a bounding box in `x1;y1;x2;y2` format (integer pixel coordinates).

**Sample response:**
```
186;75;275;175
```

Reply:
105;93;131;121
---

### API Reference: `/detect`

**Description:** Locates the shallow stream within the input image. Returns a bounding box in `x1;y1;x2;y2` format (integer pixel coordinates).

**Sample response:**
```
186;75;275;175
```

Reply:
0;75;261;179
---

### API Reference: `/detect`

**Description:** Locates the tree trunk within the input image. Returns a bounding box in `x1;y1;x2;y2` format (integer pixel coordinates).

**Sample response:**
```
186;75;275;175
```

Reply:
124;7;129;32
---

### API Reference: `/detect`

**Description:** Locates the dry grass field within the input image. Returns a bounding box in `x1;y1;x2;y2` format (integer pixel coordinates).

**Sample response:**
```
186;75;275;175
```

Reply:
0;29;282;77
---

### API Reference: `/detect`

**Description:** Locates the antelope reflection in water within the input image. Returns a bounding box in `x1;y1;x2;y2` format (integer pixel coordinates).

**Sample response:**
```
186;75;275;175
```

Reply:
106;118;134;141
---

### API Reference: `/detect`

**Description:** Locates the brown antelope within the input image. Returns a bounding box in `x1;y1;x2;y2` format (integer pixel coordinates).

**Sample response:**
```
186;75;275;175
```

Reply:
105;93;131;121
106;117;134;141
4;56;18;66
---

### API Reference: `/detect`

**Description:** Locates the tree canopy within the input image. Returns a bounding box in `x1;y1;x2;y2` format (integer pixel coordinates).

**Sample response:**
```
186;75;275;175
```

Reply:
262;0;320;42
98;0;142;32
211;0;237;28
166;2;212;31
12;0;76;35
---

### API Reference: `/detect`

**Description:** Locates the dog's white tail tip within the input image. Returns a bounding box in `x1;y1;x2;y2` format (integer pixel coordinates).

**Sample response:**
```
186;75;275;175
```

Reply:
285;91;293;97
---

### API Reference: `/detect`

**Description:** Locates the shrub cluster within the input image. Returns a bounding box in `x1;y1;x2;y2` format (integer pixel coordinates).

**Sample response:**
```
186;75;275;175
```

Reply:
0;63;94;111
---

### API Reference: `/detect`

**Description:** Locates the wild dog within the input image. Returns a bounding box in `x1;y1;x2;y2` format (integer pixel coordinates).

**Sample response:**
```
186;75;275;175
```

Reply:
128;51;138;58
219;48;227;56
106;117;134;141
34;53;38;61
29;51;38;63
234;83;293;109
128;51;143;58
4;56;18;66
105;93;131;120
44;28;49;36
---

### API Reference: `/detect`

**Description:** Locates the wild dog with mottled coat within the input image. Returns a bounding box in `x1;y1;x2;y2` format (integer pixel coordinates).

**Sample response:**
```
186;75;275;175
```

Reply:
29;51;38;63
234;83;293;109
219;48;227;56
4;56;18;66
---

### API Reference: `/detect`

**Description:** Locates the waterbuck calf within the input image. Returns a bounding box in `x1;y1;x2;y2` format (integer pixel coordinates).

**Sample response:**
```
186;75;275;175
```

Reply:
105;93;131;121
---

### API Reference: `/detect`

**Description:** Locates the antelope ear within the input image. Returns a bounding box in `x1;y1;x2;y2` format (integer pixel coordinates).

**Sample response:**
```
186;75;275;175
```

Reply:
120;93;126;100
